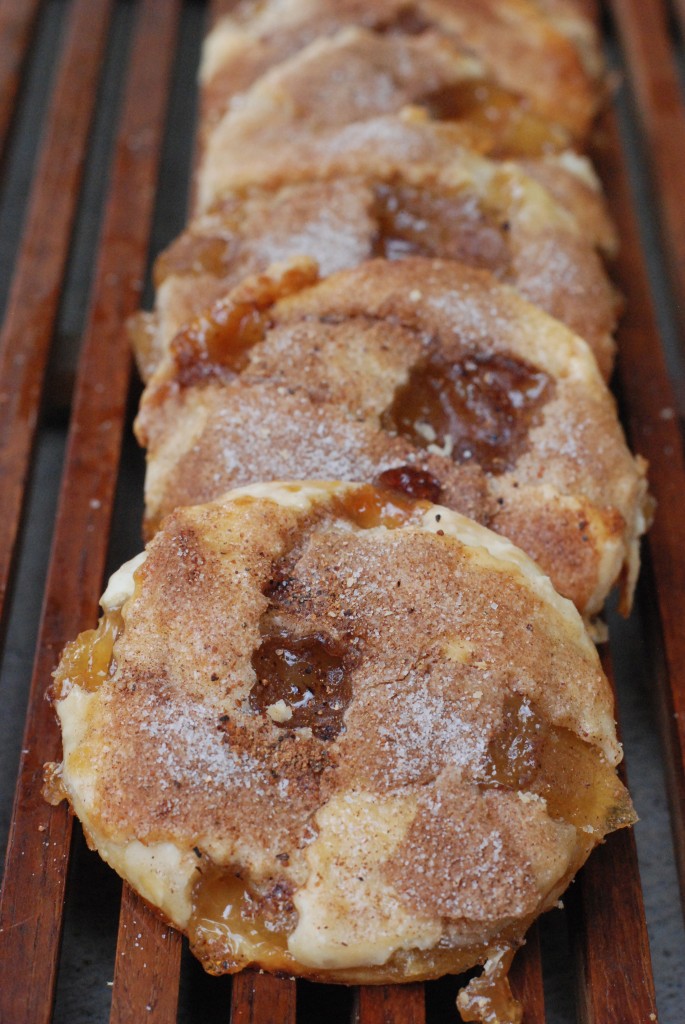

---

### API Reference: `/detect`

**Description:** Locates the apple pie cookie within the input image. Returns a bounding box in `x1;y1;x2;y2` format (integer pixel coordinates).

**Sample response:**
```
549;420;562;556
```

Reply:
132;153;617;382
200;0;600;147
197;26;588;210
135;258;649;619
45;481;633;1023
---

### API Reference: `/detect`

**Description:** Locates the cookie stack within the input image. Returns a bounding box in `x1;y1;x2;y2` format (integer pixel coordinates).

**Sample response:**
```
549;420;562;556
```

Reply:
46;3;651;1021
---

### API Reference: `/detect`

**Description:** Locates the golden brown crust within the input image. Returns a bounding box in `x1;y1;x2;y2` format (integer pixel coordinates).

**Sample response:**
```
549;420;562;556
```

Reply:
135;257;647;617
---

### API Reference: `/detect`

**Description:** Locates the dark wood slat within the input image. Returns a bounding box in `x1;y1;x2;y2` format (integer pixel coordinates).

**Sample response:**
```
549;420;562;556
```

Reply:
97;1;183;1017
0;0;113;639
355;984;425;1024
110;885;183;1024
0;0;42;160
509;926;545;1024
572;827;658;1023
591;107;685;919
607;0;685;360
570;650;658;1023
230;971;297;1024
0;1;180;1022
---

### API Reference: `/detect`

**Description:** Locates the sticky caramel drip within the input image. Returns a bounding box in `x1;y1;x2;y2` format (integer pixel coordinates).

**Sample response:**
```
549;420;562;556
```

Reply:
382;350;552;475
532;726;635;834
51;608;123;700
42;762;68;807
419;80;571;156
458;947;522;1024
189;863;294;975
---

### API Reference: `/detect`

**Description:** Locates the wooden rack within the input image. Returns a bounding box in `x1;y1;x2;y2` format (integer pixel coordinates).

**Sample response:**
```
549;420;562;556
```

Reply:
0;1;683;1021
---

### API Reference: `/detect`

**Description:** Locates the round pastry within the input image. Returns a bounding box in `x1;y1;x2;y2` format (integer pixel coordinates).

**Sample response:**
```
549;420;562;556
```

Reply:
45;480;633;1023
197;27;577;211
135;257;649;619
200;0;600;143
194;100;615;253
132;153;617;382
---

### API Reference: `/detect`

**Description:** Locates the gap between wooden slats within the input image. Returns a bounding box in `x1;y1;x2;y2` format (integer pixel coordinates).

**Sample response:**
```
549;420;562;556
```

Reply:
0;0;113;638
592;107;685;921
569;649;658;1023
0;0;42;162
0;2;180;1023
605;0;685;367
673;0;685;39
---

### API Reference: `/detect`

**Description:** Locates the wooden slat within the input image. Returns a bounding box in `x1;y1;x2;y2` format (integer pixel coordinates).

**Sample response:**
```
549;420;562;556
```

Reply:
569;650;658;1023
230;972;297;1024
0;1;180;1022
572;826;658;1023
110;885;183;1024
99;0;183;1016
591;107;685;920
355;984;425;1024
509;926;545;1024
606;0;685;361
0;0;113;639
0;0;42;160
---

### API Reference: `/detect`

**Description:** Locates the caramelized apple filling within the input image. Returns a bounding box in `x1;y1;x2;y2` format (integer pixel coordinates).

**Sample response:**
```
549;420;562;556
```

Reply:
382;350;552;474
171;301;268;385
51;607;124;700
371;182;511;271
480;696;635;835
418;80;571;156
250;614;350;740
336;482;423;529
189;862;294;974
374;465;443;503
169;262;317;386
481;695;543;790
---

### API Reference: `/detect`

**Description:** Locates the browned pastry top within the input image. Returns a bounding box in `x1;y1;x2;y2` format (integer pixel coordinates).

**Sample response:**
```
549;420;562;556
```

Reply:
135;257;649;618
48;482;632;994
